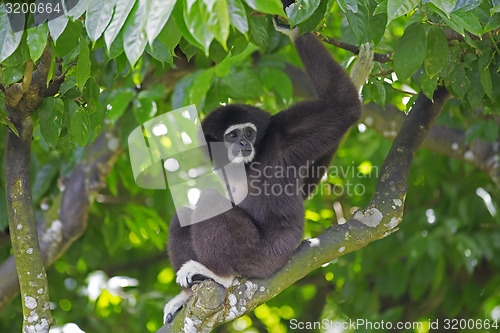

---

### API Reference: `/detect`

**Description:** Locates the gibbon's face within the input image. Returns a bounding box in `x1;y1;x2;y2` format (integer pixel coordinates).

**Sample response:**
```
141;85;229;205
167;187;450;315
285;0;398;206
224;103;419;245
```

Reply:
223;122;257;163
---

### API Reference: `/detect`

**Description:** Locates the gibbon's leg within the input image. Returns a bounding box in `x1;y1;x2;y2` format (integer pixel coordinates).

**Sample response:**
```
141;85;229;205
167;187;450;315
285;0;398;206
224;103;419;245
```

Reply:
167;207;197;273
176;189;302;286
163;288;193;323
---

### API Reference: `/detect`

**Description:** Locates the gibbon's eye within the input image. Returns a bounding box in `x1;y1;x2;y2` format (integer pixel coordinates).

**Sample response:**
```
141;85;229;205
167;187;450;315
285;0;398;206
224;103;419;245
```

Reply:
245;129;254;137
230;132;237;138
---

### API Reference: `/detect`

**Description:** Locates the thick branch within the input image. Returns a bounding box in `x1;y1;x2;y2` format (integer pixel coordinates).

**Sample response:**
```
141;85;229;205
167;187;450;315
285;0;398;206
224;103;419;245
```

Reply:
157;88;451;332
0;131;122;313
3;43;55;332
5;115;54;331
362;103;500;189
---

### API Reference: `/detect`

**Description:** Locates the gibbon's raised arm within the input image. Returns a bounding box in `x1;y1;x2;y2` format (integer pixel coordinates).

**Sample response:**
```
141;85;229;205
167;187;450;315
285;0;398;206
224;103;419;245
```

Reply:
272;29;362;164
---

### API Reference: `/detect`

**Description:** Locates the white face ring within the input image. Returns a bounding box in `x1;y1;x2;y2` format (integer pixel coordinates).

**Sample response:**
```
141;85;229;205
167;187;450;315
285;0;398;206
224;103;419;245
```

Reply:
224;122;257;136
224;122;257;163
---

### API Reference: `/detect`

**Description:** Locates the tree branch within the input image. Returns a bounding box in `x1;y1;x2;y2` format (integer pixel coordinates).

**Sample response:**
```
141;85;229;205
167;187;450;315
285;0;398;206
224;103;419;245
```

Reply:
156;88;450;332
3;43;55;332
315;33;393;63
0;130;122;313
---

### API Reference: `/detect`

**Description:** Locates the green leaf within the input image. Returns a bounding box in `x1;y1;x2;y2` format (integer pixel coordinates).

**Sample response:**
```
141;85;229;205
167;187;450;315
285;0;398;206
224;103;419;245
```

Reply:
39;97;64;148
172;1;203;49
71;107;91;147
420;72;438;100
133;98;157;124
0;4;23;62
76;37;91;91
67;0;90;19
215;58;232;78
484;14;500;32
465;121;486;144
47;14;68;43
374;80;387;106
285;0;321;26
1;63;25;85
209;40;228;63
429;0;455;16
479;66;493;100
52;20;83;58
59;76;79;98
123;0;151;66
258;67;277;90
104;0;135;50
146;39;173;66
491;64;500;101
374;0;387;15
426;3;463;34
369;12;387;45
484;121;499;142
179;38;198;61
454;0;482;12
222;69;264;99
108;89;135;123
244;0;285;16
137;84;168;101
387;0;419;24
450;67;470;100
298;0;334;32
83;80;105;142
425;26;449;78
86;0;116;42
133;84;166;123
343;0;359;13
346;3;370;43
249;16;268;49
451;12;482;37
203;0;230;48
108;32;124;58
157;18;183;52
189;68;214;106
145;0;176;46
172;72;201;109
32;161;61;203
393;23;427;81
27;24;49;62
1;39;29;67
230;35;249;56
0;94;19;136
227;0;248;34
184;0;214;54
273;71;293;101
492;5;500;15
466;65;485;108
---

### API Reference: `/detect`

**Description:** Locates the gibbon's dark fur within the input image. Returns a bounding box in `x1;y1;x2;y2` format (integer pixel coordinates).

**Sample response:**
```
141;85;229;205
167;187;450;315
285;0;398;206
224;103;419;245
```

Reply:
167;33;361;280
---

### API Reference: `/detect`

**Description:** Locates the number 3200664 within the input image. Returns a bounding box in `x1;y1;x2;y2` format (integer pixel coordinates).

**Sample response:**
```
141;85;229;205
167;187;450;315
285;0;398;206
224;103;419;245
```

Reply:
5;2;62;14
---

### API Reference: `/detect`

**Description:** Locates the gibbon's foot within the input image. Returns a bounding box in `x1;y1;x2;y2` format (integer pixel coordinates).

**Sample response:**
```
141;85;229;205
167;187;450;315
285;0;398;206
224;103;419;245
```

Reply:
176;260;234;289
350;43;375;92
163;289;193;324
273;15;299;41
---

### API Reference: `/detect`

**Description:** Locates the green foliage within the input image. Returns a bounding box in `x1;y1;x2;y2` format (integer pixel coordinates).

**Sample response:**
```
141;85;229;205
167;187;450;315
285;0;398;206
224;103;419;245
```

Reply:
0;0;499;332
